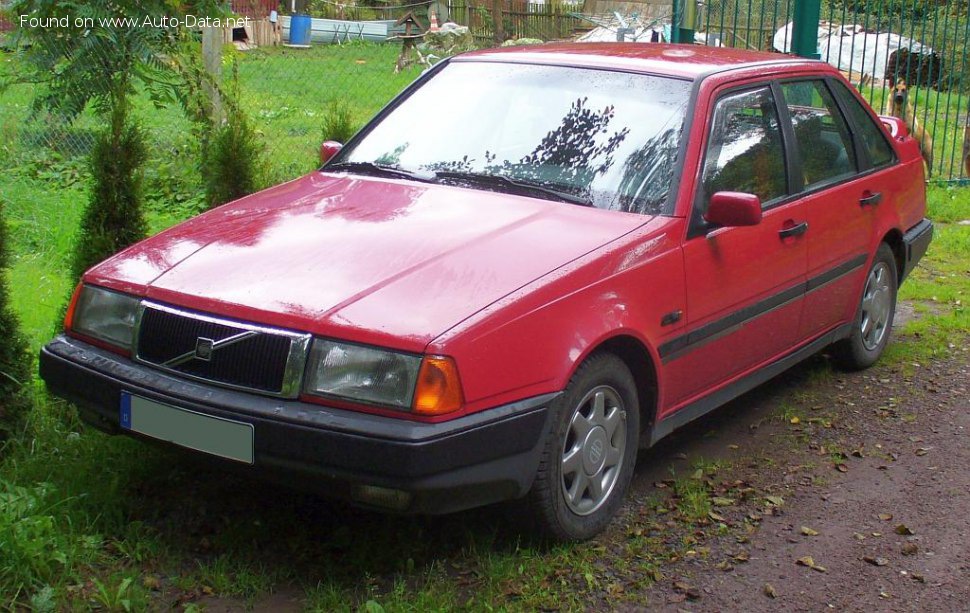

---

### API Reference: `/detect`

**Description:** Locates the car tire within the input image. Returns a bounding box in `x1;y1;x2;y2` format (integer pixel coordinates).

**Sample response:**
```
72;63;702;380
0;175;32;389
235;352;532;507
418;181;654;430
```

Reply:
831;243;898;371
524;352;640;541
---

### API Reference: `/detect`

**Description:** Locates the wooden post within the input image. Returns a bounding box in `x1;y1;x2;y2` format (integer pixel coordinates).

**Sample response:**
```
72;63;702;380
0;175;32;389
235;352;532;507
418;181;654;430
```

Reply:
491;0;504;45
202;27;223;123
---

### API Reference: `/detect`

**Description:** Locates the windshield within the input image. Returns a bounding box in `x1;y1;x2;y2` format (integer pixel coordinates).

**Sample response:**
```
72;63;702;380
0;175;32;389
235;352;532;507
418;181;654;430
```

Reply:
334;61;692;215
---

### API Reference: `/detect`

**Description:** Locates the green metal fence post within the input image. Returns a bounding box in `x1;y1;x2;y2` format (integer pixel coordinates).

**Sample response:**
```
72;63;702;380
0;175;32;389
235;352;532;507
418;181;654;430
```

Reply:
791;0;821;58
671;0;695;44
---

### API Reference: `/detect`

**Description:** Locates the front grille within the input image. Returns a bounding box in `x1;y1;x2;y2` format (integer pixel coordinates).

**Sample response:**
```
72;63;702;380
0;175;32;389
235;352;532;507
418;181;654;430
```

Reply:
135;303;310;396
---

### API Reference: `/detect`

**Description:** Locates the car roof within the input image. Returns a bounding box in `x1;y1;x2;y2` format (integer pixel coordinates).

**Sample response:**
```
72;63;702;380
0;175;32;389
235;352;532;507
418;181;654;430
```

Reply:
456;43;827;80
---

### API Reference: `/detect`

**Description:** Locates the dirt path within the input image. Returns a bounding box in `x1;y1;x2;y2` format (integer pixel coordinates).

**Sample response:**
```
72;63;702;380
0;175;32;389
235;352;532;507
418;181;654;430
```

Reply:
625;333;969;611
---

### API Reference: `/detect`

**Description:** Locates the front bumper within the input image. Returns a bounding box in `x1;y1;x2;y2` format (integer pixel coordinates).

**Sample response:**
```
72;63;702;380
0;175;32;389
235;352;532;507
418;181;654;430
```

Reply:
40;335;555;514
901;218;933;282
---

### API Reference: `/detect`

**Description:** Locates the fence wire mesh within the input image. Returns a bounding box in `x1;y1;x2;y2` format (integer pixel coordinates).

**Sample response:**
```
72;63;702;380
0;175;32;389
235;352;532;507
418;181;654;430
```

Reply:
1;0;969;193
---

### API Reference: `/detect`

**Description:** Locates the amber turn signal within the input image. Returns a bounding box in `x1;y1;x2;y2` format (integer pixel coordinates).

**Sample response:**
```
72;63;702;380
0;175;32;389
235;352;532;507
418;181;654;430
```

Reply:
412;355;463;415
63;283;83;331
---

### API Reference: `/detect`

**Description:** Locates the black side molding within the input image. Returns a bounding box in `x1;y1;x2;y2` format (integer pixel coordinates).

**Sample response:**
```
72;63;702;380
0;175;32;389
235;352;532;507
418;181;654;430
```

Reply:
649;323;852;446
901;218;933;282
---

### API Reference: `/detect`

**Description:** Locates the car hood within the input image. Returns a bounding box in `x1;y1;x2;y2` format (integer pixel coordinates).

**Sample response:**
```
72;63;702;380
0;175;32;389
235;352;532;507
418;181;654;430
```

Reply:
87;173;652;351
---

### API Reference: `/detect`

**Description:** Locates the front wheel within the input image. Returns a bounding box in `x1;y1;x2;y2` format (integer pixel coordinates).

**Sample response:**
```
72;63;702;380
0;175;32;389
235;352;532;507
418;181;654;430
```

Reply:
831;243;898;371
524;352;640;541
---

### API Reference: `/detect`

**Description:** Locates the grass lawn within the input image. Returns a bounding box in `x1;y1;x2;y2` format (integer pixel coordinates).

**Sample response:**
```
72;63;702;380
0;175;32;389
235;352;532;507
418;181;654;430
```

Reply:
0;41;968;611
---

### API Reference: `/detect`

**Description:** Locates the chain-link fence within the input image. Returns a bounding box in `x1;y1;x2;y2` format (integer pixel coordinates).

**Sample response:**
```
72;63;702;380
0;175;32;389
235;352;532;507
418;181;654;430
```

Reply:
2;0;970;189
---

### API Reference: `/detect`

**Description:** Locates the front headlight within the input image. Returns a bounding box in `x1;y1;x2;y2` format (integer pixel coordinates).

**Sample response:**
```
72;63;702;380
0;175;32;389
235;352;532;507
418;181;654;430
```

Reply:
67;284;141;350
303;340;423;409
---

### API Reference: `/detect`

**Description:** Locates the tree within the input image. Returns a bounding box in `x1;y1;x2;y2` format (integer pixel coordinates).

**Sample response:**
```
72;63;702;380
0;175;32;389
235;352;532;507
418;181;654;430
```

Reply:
0;202;31;444
13;0;221;278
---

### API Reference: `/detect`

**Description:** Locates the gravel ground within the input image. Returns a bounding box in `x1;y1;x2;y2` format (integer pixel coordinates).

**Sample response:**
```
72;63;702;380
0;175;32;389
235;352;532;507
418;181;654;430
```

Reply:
626;322;969;611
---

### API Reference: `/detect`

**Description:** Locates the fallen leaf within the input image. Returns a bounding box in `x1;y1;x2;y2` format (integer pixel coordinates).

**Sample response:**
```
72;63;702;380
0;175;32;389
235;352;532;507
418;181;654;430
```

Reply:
733;550;750;563
709;511;726;522
912;572;926;583
796;556;827;572
835;463;849;473
790;416;801;424
853;533;866;541
901;542;919;556
915;447;930;456
800;526;819;536
765;495;785;507
712;497;735;507
863;556;889;567
764;583;777;598
142;575;161;590
879;591;892;599
672;580;700;600
878;513;893;521
715;560;734;572
691;468;704;480
202;585;214;595
895;524;915;535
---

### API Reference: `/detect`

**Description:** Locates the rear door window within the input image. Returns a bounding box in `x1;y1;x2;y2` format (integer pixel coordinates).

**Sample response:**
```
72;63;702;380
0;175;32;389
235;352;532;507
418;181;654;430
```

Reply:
781;80;858;189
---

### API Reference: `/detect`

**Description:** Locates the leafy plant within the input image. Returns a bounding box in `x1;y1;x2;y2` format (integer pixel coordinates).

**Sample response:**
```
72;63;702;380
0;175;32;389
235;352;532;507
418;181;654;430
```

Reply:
13;0;224;281
203;59;265;209
68;109;148;281
321;99;360;144
0;201;31;443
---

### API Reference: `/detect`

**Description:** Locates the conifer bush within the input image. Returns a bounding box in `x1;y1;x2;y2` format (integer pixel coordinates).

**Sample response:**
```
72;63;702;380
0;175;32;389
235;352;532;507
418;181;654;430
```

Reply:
0;203;32;443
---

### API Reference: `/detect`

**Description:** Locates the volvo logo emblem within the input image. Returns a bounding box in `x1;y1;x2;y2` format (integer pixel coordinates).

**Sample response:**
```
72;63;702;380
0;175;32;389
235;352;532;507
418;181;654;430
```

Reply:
195;337;215;362
162;330;259;368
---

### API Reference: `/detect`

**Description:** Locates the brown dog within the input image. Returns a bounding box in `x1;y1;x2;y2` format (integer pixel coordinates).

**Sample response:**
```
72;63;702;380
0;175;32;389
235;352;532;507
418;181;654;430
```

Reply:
885;80;934;176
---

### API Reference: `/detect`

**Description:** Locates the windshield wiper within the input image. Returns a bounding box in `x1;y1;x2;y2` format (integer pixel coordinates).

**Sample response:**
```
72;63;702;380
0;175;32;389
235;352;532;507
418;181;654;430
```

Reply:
434;171;593;207
325;161;436;183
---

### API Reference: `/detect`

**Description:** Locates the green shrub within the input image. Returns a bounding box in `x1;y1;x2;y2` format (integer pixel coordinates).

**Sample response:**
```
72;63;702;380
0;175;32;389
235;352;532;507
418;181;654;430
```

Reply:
0;202;31;443
202;59;265;210
321;99;360;144
204;107;264;209
69;119;148;281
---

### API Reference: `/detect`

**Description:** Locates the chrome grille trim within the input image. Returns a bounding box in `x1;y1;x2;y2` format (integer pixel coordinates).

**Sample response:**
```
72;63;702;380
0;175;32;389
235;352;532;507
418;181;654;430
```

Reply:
133;301;312;399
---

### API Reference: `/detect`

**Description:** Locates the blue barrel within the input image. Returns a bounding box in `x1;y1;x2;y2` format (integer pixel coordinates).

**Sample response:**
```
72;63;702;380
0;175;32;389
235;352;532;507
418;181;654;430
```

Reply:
289;14;312;45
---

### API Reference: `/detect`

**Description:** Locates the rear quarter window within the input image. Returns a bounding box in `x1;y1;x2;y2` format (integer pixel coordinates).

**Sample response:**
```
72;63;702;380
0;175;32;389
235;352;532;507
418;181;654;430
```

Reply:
831;80;896;168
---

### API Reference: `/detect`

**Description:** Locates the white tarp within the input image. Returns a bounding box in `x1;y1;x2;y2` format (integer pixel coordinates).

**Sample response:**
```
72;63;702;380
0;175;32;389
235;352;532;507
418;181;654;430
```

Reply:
773;21;935;81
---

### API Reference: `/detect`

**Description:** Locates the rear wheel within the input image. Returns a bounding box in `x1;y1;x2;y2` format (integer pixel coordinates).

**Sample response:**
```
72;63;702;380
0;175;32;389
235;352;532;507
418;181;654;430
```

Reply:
525;352;639;541
831;243;898;370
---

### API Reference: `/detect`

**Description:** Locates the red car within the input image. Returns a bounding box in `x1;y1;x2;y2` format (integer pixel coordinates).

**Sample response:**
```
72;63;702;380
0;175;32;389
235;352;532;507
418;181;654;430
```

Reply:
41;44;932;540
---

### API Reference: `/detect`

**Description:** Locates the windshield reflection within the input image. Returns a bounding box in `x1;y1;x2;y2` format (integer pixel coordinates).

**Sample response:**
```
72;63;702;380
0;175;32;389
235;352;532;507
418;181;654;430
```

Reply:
338;62;691;216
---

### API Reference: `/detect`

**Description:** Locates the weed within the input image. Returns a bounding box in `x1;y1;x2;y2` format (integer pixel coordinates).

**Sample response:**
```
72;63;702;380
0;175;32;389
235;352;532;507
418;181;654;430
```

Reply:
321;99;361;144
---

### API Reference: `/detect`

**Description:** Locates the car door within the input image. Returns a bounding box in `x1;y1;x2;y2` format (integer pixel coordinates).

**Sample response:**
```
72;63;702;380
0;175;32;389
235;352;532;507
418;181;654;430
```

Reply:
663;83;809;412
776;78;883;340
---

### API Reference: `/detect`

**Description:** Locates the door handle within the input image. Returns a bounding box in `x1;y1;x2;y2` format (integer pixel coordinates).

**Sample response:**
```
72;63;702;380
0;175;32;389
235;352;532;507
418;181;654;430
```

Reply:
860;191;883;207
779;221;809;239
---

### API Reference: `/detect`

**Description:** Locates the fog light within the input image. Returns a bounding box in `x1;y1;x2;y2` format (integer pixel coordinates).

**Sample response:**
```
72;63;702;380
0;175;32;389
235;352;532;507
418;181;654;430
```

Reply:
351;485;413;511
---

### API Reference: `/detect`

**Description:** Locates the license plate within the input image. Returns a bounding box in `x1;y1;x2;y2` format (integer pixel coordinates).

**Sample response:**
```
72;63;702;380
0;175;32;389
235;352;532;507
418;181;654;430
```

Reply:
120;393;254;464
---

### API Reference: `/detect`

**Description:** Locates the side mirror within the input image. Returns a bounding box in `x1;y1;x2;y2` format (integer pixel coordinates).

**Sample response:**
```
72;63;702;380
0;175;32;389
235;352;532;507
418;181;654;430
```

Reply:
319;140;343;164
704;192;762;228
